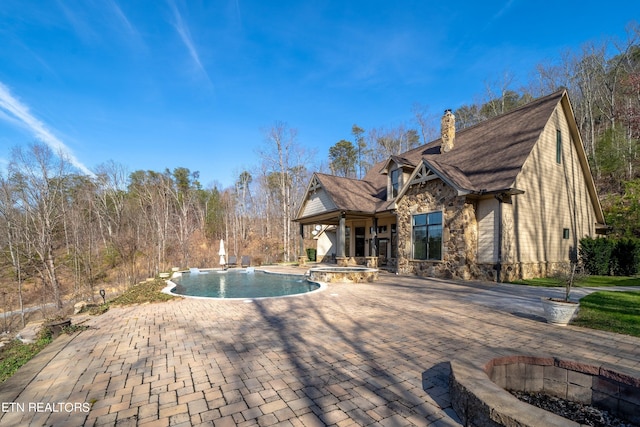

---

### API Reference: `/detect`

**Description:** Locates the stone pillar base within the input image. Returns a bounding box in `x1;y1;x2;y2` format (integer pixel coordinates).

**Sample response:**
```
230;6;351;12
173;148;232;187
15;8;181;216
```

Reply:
365;257;378;268
297;256;306;266
335;257;349;267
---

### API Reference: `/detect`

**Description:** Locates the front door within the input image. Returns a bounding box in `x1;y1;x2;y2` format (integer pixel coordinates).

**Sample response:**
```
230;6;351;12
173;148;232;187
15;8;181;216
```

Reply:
355;227;365;257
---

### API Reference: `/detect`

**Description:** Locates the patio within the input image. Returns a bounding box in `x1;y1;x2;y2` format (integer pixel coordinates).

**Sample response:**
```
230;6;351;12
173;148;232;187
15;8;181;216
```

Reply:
1;270;639;426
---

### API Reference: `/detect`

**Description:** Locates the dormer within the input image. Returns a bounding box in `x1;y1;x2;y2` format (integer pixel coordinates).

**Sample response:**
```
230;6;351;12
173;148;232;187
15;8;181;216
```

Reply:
380;155;415;200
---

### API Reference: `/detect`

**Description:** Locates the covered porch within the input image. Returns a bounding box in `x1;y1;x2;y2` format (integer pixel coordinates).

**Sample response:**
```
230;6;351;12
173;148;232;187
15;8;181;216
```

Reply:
296;210;397;270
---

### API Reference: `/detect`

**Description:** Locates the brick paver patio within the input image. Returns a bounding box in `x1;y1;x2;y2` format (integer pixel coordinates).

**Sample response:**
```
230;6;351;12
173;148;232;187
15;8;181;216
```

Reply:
1;270;639;426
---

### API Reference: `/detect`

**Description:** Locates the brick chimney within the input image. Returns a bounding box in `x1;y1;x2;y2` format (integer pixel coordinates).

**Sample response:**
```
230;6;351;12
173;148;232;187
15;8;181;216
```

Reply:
440;109;455;153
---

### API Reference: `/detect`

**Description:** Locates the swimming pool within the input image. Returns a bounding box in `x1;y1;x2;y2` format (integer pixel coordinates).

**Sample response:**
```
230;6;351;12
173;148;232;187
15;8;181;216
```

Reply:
166;269;322;299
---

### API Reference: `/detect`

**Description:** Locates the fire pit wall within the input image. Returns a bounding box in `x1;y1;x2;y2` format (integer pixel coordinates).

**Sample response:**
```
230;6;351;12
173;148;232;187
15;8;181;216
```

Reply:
450;355;640;427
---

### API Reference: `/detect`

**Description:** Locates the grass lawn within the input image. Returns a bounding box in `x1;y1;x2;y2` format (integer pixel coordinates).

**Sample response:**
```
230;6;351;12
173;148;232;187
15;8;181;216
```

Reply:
572;291;640;337
513;275;640;337
512;275;640;287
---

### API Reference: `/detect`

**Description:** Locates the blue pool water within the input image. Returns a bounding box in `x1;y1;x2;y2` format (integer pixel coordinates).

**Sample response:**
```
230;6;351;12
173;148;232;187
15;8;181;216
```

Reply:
168;270;320;299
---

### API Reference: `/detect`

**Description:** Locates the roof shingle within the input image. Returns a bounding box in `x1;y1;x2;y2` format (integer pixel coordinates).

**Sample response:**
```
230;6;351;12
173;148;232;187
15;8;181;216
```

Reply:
305;90;566;215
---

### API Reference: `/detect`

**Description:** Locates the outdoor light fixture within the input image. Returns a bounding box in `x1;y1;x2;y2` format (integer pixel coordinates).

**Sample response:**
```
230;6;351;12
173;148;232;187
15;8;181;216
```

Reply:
99;289;106;304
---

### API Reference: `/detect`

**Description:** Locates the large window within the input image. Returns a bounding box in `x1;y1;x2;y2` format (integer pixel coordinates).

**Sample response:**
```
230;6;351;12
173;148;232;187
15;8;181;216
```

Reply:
412;212;443;260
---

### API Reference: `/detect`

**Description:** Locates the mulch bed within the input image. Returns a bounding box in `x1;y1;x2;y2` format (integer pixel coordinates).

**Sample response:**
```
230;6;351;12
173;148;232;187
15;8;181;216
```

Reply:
509;390;637;427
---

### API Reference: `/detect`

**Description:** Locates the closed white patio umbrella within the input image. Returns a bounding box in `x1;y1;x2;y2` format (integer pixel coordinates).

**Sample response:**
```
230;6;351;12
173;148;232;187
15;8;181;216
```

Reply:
219;239;227;269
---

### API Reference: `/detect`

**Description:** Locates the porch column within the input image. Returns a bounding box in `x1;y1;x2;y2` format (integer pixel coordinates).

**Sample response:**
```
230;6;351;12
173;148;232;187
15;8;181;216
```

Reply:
495;194;505;282
366;217;378;268
297;223;306;266
337;212;346;258
336;212;348;266
371;218;378;257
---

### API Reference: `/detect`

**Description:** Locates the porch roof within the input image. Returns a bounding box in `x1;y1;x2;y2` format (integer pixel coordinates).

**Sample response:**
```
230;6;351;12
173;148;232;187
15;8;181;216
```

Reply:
295;173;394;225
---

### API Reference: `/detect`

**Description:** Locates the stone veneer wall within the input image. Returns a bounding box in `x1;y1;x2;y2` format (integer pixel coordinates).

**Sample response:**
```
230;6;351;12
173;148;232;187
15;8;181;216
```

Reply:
396;180;573;282
477;261;571;282
396;180;480;280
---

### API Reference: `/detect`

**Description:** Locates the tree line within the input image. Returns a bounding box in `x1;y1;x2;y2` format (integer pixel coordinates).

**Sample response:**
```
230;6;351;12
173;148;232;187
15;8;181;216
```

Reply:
0;22;638;326
0;122;311;324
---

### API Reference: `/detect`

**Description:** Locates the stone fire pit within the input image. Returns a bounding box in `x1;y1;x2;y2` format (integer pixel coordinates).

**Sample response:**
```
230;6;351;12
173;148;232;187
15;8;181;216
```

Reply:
449;354;640;427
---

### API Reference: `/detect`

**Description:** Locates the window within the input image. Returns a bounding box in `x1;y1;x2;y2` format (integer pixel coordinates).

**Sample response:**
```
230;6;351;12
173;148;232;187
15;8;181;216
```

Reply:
563;228;570;239
390;168;401;198
556;130;562;164
412;212;443;260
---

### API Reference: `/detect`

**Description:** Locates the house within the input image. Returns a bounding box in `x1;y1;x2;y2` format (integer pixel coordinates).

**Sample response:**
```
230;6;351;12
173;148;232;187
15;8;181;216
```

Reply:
294;89;606;282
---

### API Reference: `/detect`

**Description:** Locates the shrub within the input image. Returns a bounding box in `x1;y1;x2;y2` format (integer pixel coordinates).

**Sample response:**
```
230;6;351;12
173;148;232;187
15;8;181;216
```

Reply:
580;236;640;276
612;238;640;276
579;237;612;275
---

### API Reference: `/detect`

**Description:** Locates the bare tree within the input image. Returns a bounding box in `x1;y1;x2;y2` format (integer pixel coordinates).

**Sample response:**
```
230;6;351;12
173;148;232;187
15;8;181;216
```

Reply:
258;122;311;262
412;103;438;144
128;170;172;276
0;173;27;327
8;143;72;311
170;167;200;267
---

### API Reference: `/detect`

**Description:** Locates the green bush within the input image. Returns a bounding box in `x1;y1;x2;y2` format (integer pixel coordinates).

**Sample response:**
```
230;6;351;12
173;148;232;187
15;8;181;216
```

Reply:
580;236;640;276
579;237;612;275
612;238;640;276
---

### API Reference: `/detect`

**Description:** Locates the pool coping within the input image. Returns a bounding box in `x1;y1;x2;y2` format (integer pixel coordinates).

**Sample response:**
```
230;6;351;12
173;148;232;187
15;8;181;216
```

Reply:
162;268;328;301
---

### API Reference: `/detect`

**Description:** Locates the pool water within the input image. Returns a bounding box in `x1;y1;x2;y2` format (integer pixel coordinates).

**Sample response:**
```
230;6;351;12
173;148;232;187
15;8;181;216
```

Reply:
168;270;320;299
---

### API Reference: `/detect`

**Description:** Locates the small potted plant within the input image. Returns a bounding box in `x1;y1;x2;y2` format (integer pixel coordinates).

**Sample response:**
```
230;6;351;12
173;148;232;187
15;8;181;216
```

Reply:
540;262;582;325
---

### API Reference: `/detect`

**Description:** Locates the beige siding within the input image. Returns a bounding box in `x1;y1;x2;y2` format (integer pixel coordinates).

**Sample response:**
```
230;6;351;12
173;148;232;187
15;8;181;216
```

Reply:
477;198;498;263
301;188;336;217
512;104;597;263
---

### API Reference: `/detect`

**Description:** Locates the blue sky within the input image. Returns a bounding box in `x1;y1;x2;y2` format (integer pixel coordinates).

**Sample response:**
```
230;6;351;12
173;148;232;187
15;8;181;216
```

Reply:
0;1;636;189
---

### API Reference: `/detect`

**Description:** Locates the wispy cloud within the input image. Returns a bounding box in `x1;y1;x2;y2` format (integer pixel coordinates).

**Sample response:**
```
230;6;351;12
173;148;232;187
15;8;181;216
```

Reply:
493;0;516;21
107;0;135;35
167;0;212;84
55;0;97;43
233;0;242;28
105;0;146;50
484;0;516;31
0;81;93;176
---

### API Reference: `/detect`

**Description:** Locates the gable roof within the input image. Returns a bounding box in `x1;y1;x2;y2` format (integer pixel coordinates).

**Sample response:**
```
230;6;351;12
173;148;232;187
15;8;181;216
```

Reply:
297;89;604;224
364;89;565;194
